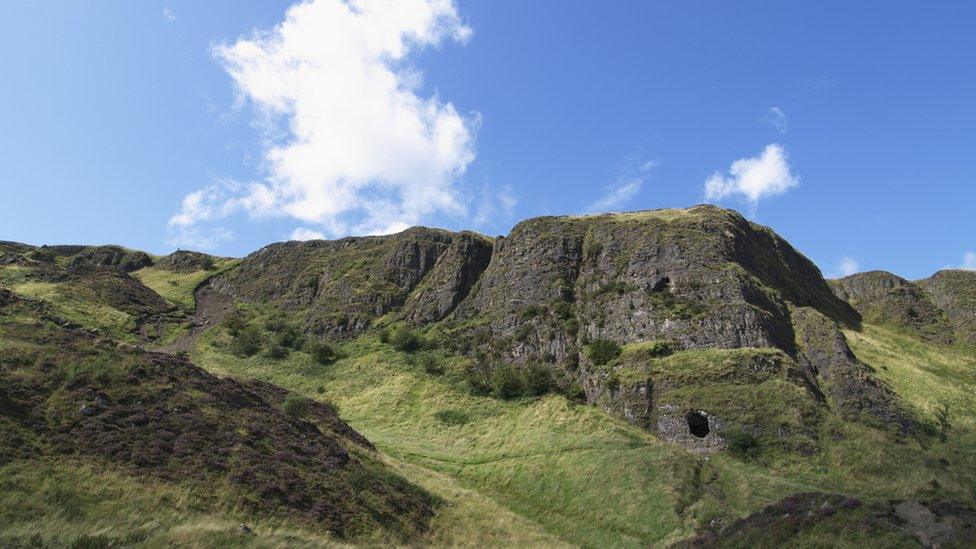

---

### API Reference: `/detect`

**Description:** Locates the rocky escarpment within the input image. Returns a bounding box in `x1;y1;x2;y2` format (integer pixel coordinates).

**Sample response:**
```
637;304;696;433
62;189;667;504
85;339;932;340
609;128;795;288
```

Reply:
452;206;858;363
918;269;976;345
0;290;436;540
212;228;493;338
207;206;927;451
791;306;913;433
831;271;954;344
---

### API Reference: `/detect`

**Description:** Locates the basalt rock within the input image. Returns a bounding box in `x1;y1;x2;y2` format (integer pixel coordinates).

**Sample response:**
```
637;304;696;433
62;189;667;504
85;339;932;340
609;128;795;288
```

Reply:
831;271;953;344
67;245;153;272
157;250;218;273
452;206;857;363
213;227;478;337
791;306;914;433
918;270;976;345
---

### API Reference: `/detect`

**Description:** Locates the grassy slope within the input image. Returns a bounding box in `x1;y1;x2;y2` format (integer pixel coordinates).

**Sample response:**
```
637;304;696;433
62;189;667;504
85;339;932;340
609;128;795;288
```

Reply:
0;460;345;548
190;317;976;547
133;259;239;311
192;328;818;547
0;266;136;338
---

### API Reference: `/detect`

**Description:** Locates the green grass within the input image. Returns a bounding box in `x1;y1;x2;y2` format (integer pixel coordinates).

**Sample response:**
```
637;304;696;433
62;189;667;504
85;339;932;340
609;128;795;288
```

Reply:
187;319;976;547
0;460;343;548
191;328;817;547
132;258;239;311
0;277;136;338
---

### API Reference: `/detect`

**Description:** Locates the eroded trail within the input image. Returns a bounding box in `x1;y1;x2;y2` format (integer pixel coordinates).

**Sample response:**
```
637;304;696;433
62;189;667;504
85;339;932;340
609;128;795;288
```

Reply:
156;282;233;354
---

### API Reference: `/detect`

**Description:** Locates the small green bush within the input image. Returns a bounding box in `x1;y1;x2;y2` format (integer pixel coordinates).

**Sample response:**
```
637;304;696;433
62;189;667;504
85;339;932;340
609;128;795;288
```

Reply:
724;429;760;459
200;255;215;271
465;359;492;395
434;409;470;426
390;326;422;353
552;300;574;320
587;339;621;366
230;325;263;357
491;364;524;400
265;343;289;359
282;394;312;418
309;341;339;366
420;353;445;376
222;310;249;337
523;362;553;396
565;380;587;403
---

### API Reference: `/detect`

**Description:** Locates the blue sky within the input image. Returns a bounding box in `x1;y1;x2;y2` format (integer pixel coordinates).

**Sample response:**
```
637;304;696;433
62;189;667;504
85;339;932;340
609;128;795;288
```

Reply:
1;1;973;279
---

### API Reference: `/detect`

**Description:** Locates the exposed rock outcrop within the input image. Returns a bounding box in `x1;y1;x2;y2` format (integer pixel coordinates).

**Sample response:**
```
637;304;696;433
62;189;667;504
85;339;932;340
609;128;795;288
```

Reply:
792;306;914;433
831;271;953;343
67;245;153;272
919;269;976;345
452;206;858;364
213;227;484;337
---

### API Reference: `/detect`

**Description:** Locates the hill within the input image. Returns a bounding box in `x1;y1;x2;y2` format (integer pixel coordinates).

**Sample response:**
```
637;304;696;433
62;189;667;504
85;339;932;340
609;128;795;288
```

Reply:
2;205;976;547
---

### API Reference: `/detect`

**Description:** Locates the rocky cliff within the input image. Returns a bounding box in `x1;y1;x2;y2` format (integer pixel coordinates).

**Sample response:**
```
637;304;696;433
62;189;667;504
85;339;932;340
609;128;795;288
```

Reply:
208;206;935;452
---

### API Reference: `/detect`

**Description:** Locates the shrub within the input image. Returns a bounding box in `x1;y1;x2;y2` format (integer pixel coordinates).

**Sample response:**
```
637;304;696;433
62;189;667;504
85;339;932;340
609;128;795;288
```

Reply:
465;359;492;395
265;343;289;359
222;311;249;337
271;323;304;349
420;353;445;376
491;364;524;400
565;380;587;403
724;429;760;459
378;327;391;343
309;341;339;366
552;300;574;320
587;339;621;366
200;255;215;271
282;394;312;418
390;326;422;353
231;325;263;357
434;409;470;426
523;362;553;396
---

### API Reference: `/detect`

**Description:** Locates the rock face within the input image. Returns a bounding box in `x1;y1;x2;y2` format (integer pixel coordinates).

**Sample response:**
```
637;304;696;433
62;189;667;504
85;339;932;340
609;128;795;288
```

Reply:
207;206;931;449
66;245;153;272
453;206;857;363
156;250;217;273
214;227;491;337
918;270;976;345
791;307;913;433
831;271;953;344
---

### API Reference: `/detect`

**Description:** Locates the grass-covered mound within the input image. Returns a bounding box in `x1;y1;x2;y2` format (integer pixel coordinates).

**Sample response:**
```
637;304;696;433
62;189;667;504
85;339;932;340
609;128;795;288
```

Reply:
0;289;436;544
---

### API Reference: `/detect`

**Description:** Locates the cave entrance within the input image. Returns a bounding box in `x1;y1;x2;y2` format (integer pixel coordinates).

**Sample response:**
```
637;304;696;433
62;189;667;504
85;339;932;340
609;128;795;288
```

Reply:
686;411;709;438
651;277;670;293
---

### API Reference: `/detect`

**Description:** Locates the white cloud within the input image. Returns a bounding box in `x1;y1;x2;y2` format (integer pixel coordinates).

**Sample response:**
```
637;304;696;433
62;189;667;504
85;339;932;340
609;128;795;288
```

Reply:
167;226;234;251
170;0;476;240
704;144;798;204
759;107;788;133
290;227;326;241
472;182;517;228
586;159;658;213
962;252;976;270
837;257;860;277
162;7;176;21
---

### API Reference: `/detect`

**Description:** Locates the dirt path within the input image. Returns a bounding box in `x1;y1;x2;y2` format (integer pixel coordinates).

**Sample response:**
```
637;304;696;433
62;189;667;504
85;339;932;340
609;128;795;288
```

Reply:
157;282;234;354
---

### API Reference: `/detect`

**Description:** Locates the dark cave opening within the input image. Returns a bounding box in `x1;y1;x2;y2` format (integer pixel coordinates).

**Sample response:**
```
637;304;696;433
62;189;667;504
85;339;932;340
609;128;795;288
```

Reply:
686;411;709;438
651;277;670;293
